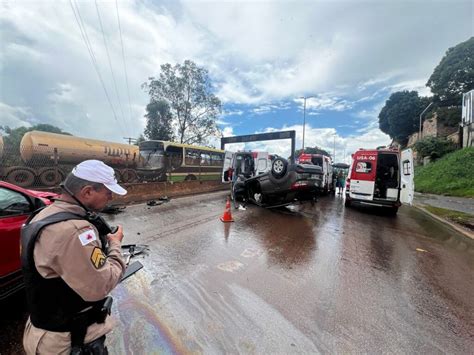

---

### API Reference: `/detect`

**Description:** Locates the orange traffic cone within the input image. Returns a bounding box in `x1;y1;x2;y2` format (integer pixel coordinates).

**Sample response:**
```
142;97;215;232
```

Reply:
220;197;234;222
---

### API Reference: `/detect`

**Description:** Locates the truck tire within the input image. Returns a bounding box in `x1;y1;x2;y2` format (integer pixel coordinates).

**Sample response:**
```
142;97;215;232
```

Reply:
39;168;64;187
120;169;138;183
6;168;35;187
271;157;287;178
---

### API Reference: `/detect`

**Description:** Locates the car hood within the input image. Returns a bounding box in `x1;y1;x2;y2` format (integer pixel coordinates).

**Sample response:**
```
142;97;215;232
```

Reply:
26;189;59;200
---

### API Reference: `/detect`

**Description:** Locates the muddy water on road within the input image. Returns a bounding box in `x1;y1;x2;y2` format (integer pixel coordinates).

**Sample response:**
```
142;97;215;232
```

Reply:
106;193;474;354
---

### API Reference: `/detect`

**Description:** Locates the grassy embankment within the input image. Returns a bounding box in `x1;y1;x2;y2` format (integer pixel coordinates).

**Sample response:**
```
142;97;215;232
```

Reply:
424;206;474;231
414;147;474;197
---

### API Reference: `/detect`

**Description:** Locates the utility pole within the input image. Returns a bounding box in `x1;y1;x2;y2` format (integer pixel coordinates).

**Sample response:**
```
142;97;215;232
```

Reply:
300;96;314;150
333;134;336;162
123;137;137;145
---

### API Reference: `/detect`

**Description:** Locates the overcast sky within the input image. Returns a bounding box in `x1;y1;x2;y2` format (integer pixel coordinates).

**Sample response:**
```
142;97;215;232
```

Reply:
1;0;472;162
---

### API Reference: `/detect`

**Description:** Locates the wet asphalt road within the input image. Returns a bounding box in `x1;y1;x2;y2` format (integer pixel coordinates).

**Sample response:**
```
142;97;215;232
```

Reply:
1;191;473;354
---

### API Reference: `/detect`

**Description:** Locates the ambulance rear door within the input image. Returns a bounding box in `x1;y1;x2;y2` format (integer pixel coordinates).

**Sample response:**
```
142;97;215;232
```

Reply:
256;152;270;175
400;148;414;205
348;152;377;201
222;151;234;183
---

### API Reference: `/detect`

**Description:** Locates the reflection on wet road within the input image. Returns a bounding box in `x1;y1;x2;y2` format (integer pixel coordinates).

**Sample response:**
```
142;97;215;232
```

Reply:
106;192;474;353
1;192;472;353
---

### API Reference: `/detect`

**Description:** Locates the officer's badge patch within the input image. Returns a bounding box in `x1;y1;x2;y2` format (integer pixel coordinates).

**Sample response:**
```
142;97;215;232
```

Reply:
78;229;97;246
91;247;106;269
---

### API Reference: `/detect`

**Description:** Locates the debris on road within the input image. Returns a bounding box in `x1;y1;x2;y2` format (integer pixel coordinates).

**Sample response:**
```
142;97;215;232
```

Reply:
102;205;126;214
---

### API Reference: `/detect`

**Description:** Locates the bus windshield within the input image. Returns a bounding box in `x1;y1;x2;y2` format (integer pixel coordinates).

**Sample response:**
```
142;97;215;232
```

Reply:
139;141;165;169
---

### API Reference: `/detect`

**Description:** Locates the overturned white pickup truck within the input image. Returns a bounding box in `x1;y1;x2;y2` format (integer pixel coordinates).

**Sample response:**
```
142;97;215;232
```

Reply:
222;151;324;208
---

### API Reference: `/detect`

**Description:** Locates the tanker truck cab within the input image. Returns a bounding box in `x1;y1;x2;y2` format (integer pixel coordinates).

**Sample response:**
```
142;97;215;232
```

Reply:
345;147;414;214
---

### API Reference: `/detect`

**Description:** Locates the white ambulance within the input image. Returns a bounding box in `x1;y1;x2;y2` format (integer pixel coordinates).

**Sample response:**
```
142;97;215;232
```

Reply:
344;147;414;215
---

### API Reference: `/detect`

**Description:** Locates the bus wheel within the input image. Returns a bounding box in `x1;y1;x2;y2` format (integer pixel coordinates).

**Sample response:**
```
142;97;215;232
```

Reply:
184;175;197;181
121;169;138;183
39;168;64;187
6;168;35;187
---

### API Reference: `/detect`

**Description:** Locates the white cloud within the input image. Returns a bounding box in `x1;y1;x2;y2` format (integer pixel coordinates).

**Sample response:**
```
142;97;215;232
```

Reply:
220;123;390;164
295;95;353;113
0;0;471;145
222;109;244;117
0;102;34;128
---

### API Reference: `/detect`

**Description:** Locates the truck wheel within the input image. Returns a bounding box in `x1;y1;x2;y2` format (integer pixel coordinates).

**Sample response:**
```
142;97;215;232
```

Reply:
271;157;287;178
120;169;138;183
39;168;64;187
6;168;35;187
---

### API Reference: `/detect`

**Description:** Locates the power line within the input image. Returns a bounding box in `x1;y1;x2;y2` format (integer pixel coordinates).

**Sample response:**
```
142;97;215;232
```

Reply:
115;0;135;137
94;0;129;133
69;0;125;135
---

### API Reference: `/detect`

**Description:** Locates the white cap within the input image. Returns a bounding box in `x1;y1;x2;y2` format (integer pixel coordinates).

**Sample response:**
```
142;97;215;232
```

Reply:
72;160;127;196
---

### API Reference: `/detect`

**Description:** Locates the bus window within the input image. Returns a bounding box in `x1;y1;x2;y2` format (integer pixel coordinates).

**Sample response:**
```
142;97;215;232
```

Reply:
165;145;183;169
185;149;200;165
211;153;224;166
200;153;211;166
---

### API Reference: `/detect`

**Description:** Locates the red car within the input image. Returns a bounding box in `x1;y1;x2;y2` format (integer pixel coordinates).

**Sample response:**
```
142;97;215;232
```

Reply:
0;181;58;300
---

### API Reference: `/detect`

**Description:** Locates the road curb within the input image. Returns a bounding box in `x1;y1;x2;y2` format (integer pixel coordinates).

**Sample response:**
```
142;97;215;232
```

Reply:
413;204;474;240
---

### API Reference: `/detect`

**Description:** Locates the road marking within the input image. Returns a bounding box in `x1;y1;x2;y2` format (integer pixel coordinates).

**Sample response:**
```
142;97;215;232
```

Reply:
241;248;262;258
217;261;244;272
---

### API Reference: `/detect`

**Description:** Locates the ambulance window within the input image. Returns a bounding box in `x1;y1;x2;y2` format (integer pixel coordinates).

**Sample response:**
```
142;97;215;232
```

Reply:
402;160;411;175
257;158;267;171
355;161;372;173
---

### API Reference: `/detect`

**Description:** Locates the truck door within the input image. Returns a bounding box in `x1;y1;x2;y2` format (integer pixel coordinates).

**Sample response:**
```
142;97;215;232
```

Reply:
222;151;234;183
256;152;270;175
400;149;414;205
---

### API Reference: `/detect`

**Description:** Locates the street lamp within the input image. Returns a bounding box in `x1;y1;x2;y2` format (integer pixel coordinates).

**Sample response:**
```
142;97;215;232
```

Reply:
300;96;314;150
419;102;433;140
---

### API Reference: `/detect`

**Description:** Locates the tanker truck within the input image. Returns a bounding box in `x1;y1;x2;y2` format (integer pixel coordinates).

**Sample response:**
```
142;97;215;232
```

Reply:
0;131;143;187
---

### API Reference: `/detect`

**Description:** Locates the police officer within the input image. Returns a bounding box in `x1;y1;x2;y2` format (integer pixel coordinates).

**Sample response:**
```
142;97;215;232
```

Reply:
21;160;127;354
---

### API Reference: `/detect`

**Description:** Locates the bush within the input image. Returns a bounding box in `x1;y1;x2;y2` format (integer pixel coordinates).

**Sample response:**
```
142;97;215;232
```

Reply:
413;136;457;161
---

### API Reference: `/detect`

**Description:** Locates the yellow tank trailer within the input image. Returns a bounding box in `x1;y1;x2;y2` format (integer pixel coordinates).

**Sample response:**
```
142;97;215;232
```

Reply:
2;131;141;187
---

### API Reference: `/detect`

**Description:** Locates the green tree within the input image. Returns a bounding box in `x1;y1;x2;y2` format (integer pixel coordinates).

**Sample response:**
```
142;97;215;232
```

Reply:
414;136;457;160
0;124;70;150
0;124;70;165
426;37;474;106
142;60;221;145
144;100;174;141
136;134;146;145
378;91;431;144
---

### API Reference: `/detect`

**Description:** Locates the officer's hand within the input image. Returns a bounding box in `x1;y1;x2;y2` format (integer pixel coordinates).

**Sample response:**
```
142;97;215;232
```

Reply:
107;225;124;244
